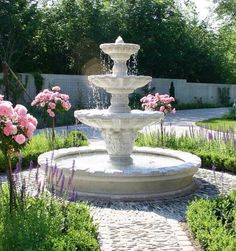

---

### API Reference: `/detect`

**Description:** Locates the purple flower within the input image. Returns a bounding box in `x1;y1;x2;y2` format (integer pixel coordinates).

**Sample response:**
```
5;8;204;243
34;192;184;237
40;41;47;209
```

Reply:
45;159;49;176
35;164;40;183
234;138;236;148
15;162;21;174
69;187;77;202
208;132;213;141
56;169;63;185
51;164;58;184
29;160;33;171
60;175;65;195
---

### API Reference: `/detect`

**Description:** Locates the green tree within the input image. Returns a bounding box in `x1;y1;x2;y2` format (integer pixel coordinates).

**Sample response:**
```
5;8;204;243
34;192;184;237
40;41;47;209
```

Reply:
215;0;236;83
34;0;104;74
0;0;41;70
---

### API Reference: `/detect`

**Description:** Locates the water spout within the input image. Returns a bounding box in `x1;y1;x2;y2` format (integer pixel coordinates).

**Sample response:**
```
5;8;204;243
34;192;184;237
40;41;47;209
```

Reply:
115;36;124;44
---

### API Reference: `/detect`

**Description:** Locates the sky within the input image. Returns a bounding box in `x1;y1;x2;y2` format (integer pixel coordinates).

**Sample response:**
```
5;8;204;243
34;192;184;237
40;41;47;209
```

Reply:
193;0;216;20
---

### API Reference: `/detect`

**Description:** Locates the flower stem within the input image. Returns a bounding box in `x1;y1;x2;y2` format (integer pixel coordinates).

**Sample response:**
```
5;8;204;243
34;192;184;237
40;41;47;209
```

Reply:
160;119;164;146
6;151;16;212
52;117;55;143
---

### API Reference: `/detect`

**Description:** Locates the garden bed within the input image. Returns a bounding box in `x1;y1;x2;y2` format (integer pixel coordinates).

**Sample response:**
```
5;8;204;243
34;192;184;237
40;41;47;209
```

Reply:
0;130;88;173
0;185;100;251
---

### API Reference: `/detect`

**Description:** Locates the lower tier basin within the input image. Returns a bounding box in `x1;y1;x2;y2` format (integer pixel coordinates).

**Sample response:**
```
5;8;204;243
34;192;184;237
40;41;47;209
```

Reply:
38;146;201;200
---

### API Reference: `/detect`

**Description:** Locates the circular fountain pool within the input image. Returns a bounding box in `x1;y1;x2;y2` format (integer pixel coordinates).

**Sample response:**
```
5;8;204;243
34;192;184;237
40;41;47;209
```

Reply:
38;146;201;200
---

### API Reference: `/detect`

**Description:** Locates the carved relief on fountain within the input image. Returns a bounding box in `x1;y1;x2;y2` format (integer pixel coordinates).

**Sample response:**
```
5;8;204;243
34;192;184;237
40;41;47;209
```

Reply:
102;129;137;165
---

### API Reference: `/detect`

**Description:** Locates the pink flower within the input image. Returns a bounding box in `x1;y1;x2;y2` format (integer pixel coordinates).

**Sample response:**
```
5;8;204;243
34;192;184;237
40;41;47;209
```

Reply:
0;101;14;117
60;94;69;101
0;95;4;101
18;117;29;128
26;130;33;139
49;102;56;109
159;106;165;112
62;101;71;111
27;114;38;127
140;92;175;114
3;127;10;136
32;87;71;117
14;104;28;116
27;122;36;132
5;121;18;135
47;109;55;117
14;134;26;144
52;86;61;91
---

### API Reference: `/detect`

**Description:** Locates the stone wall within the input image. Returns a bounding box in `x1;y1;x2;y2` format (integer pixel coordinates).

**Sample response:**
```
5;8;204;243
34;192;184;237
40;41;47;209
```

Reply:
0;73;236;107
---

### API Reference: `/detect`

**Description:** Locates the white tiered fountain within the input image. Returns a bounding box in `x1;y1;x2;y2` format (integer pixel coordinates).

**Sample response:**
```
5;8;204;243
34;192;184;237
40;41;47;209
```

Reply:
38;37;201;200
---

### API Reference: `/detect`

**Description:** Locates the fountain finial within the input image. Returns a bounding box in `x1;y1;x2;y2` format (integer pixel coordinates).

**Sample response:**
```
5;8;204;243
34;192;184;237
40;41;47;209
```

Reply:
115;36;124;44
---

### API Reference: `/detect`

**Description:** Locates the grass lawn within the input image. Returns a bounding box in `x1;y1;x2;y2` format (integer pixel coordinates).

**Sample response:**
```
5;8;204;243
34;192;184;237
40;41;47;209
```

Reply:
196;118;236;132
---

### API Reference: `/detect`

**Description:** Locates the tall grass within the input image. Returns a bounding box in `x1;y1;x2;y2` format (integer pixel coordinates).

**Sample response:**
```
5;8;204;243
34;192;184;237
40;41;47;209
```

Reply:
136;126;236;173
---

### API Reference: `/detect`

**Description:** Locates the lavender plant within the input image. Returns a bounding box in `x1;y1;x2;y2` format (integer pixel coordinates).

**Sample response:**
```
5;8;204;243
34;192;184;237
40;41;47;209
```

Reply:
0;159;100;251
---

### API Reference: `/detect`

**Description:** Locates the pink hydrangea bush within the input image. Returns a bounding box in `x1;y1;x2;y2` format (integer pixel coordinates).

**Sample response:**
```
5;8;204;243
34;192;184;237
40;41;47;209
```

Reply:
31;86;71;118
0;96;38;153
140;93;176;114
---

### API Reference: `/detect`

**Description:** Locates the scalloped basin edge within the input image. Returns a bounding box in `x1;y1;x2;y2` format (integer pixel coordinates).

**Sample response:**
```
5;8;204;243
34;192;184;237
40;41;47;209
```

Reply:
38;146;201;200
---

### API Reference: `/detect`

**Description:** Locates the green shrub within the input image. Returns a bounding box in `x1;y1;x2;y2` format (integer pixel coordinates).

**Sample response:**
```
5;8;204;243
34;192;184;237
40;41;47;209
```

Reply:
64;130;88;148
223;106;236;120
174;102;229;110
135;129;236;173
0;130;88;173
187;191;236;251
0;186;100;251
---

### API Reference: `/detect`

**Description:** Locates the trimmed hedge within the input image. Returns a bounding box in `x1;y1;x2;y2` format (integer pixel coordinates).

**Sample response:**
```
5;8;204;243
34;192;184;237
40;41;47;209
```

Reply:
187;191;236;251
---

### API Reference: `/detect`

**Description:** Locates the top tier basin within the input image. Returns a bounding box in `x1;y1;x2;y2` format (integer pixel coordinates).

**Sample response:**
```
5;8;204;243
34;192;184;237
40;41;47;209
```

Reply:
100;36;140;76
100;36;140;62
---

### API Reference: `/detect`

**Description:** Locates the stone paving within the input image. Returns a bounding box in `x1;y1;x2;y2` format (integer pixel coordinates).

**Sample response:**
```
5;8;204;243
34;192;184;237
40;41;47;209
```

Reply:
89;168;236;251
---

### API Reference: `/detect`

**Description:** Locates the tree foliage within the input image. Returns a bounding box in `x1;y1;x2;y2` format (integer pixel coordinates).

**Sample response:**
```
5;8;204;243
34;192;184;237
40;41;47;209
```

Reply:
0;0;235;84
216;0;236;83
0;0;41;68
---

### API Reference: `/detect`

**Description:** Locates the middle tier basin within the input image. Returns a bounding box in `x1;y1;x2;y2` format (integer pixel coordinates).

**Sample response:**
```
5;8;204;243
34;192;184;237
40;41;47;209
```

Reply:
75;109;164;165
88;75;152;94
74;109;163;131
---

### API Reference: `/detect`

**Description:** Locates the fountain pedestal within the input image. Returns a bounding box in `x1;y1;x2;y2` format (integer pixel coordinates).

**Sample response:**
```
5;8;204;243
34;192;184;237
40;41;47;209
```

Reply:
102;129;136;165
